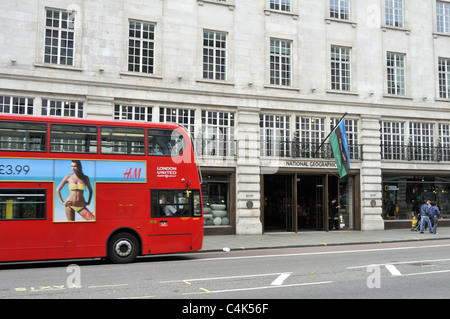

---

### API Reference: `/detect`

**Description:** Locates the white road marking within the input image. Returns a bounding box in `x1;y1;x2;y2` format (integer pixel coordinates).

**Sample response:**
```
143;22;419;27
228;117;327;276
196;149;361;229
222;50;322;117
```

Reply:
347;258;450;269
402;269;450;277
197;243;450;262
271;272;292;286
184;281;334;295
161;272;289;283
385;264;402;276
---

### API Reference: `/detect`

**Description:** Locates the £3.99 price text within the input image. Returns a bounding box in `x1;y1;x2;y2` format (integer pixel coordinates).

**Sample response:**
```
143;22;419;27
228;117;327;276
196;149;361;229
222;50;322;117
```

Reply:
0;164;30;176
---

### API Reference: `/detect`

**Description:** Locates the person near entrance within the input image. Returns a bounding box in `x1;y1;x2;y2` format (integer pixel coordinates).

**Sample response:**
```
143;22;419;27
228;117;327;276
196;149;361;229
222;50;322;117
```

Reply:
429;202;442;234
329;198;340;230
419;200;432;234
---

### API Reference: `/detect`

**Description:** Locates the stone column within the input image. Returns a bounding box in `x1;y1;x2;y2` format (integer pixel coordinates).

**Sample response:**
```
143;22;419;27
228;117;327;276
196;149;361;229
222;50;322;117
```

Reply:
235;107;263;234
360;115;384;230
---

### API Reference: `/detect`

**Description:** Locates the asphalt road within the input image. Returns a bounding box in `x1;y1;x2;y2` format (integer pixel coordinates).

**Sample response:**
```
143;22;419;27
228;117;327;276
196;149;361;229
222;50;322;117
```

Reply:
1;239;450;303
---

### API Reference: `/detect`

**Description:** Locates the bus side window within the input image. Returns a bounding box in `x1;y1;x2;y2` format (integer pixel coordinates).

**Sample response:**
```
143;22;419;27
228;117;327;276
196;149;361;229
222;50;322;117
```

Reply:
100;126;145;155
0;121;47;152
50;124;98;154
151;190;201;217
148;129;185;156
0;189;46;220
192;191;202;217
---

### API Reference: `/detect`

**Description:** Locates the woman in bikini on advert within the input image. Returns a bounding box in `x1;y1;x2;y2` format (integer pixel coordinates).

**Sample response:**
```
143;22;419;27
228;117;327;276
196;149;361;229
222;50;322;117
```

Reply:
56;160;94;221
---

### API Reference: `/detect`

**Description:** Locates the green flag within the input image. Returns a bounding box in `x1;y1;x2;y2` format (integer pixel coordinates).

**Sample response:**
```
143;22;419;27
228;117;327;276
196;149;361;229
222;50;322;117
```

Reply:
330;120;350;178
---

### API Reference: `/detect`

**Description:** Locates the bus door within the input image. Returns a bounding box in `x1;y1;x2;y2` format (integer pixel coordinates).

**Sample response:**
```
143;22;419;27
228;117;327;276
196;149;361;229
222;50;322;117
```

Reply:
149;189;202;254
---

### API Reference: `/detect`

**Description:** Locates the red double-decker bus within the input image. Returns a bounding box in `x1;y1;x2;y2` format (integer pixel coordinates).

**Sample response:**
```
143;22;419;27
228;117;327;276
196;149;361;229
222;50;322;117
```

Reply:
0;114;203;263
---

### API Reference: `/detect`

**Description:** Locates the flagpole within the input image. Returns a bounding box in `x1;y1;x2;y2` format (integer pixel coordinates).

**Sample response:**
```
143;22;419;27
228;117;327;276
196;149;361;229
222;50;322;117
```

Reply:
313;112;347;157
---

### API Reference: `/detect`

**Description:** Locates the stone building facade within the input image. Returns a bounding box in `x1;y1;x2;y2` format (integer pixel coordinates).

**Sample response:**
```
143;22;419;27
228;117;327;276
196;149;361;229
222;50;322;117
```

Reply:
1;0;450;234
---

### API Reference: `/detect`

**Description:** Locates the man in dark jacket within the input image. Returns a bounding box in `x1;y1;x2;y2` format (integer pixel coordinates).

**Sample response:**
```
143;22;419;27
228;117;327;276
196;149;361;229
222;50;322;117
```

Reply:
429;202;442;234
329;198;340;230
420;200;432;233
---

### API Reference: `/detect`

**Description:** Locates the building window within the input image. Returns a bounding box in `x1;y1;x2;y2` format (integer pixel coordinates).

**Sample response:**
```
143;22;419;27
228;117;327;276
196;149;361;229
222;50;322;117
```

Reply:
381;121;405;160
330;0;350;20
41;99;84;118
0;96;34;115
260;114;290;157
270;39;292;86
114;104;152;122
385;0;404;28
202;174;231;226
387;52;406;95
409;122;434;161
438;57;450;99
331;46;351;91
159;107;195;136
270;0;291;12
44;9;75;66
295;117;325;158
201;111;235;157
203;31;227;81
437;1;450;33
383;175;450;220
128;21;155;74
439;124;450;161
330;118;359;159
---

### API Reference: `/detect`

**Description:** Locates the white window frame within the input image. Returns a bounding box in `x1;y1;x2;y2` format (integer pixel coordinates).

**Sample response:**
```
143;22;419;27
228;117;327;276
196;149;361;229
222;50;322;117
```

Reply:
269;0;291;12
203;30;227;81
201;111;235;157
409;122;435;161
114;104;152;122
439;123;450;161
437;1;450;34
385;0;404;28
330;0;350;20
0;96;34;116
159;107;196;136
330;46;351;91
260;114;291;157
128;20;156;74
386;52;406;95
270;38;292;86
381;121;405;160
44;8;76;66
438;57;450;99
41;99;84;118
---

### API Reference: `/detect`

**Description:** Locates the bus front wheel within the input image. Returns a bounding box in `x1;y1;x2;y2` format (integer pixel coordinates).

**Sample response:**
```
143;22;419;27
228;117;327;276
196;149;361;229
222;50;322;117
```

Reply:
108;232;139;264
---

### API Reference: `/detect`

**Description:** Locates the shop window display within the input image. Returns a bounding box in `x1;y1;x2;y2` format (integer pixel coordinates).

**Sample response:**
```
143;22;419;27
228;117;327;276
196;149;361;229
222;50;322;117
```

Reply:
383;176;450;220
201;175;230;226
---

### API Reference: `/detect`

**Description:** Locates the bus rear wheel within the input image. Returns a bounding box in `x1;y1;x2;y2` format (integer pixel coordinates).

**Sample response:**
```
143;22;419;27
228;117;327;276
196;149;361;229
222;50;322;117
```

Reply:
108;233;139;264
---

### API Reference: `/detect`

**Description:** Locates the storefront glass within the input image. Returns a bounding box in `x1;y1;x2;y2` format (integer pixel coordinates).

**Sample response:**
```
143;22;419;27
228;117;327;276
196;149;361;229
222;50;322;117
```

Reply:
383;176;450;220
339;176;354;229
201;174;230;226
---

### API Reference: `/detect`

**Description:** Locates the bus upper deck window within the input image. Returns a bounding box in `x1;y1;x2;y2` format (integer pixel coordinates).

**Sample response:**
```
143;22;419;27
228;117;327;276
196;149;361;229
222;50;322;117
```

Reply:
50;124;98;154
101;126;145;155
0;121;47;152
148;129;186;156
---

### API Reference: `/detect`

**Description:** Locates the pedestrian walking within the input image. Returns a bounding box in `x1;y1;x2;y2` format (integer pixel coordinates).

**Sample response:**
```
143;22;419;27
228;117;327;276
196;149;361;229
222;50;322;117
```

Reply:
329;198;340;230
429;202;442;234
420;200;432;233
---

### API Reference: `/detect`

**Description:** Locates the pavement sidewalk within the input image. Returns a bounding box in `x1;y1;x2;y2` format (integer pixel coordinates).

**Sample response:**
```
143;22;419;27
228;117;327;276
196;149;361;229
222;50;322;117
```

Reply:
201;227;450;252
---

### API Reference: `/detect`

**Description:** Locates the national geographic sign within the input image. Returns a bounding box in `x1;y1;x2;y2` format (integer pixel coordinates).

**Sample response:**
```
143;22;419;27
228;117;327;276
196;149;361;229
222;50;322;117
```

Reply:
285;160;337;168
